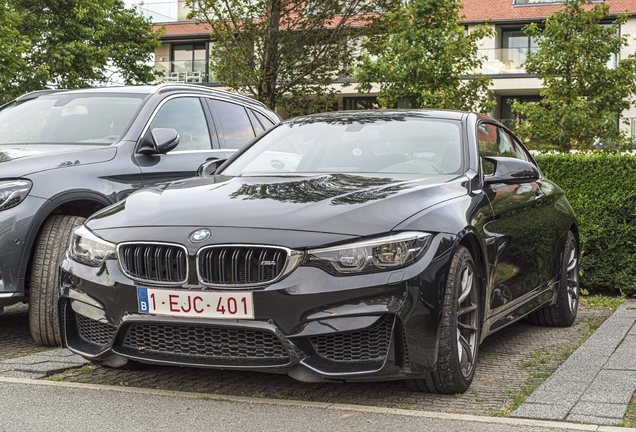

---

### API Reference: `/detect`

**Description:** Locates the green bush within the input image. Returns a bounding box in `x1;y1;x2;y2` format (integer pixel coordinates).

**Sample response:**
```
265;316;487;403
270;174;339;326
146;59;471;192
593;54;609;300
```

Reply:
534;153;636;294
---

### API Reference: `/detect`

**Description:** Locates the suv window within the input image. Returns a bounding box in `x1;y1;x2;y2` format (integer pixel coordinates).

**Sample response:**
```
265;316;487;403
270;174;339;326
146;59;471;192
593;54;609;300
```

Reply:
150;97;212;151
252;109;275;129
208;99;256;149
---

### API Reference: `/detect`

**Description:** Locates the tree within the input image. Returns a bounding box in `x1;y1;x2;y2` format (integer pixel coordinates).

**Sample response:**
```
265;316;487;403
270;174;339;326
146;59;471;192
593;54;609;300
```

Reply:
355;0;495;113
511;0;636;152
0;3;28;98
187;0;399;116
1;0;163;103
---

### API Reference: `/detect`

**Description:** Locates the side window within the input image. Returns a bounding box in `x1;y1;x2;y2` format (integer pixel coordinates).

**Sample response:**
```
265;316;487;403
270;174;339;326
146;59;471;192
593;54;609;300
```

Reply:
150;98;212;151
477;122;499;174
246;109;265;136
478;123;530;174
252;109;275;130
209;100;256;149
506;131;533;163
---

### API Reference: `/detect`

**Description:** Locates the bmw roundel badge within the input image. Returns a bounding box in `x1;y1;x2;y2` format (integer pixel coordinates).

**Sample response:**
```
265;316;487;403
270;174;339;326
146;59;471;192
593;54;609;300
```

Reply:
189;229;211;243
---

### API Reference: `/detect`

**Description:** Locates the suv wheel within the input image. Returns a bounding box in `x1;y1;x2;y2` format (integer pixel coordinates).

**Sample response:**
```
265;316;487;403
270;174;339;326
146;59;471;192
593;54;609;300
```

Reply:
29;215;85;346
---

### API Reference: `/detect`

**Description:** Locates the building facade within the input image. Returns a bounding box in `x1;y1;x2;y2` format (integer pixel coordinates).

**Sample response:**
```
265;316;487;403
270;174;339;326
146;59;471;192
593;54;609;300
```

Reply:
462;0;636;138
139;0;636;137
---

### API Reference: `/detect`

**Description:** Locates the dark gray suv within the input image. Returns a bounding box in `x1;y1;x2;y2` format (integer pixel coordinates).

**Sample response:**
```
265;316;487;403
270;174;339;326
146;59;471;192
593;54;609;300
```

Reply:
0;84;279;346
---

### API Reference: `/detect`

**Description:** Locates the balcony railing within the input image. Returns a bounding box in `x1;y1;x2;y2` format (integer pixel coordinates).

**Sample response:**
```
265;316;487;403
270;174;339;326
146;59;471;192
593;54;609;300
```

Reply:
474;48;538;75
475;48;617;75
134;1;191;23
155;60;218;83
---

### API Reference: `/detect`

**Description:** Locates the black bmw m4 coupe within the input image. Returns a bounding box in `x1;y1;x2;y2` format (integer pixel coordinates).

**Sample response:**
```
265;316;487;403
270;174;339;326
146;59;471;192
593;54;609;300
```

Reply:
59;110;580;393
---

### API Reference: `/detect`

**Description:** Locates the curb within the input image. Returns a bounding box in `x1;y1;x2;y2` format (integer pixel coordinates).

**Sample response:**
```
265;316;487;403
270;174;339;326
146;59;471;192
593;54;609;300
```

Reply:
0;376;633;431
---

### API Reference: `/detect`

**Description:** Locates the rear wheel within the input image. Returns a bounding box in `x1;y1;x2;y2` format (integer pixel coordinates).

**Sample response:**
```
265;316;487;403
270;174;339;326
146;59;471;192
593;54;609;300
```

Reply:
528;231;579;327
29;215;85;346
406;246;480;393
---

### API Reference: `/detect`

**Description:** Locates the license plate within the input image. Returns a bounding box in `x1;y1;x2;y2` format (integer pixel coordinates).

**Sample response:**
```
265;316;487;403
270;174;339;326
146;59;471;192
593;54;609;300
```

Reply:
137;287;254;319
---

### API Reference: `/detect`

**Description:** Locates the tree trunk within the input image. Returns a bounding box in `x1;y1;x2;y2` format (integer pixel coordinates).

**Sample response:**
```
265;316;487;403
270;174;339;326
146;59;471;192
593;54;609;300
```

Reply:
260;0;281;111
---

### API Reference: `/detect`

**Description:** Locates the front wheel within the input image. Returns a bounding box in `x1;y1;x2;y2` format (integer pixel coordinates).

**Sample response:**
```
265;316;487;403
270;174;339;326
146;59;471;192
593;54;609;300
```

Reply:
406;246;480;393
29;215;85;346
528;231;579;327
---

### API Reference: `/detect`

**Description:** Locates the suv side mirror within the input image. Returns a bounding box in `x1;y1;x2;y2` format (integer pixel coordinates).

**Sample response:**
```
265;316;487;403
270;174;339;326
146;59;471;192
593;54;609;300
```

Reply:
196;158;227;177
137;128;180;155
483;156;540;185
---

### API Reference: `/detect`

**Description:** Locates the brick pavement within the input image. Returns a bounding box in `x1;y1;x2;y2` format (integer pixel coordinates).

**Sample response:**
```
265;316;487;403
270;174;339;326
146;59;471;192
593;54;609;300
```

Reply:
0;304;42;359
0;302;612;415
512;303;636;425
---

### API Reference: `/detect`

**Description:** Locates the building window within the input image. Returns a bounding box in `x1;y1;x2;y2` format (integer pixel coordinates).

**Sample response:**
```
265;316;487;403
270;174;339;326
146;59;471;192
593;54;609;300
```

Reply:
343;97;380;110
502;30;539;51
169;44;207;83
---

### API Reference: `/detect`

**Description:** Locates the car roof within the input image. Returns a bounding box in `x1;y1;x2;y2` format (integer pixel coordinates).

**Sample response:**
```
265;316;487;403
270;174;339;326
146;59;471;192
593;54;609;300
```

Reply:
283;109;493;123
14;84;270;111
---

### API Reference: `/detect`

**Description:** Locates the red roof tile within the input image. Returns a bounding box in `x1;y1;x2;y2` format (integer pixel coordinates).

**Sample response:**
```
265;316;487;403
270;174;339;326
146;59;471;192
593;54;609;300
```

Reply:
155;1;636;37
461;0;636;23
154;22;212;37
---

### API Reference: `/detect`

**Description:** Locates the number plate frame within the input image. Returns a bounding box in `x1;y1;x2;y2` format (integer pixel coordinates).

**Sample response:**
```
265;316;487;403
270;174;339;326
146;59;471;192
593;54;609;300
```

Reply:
137;287;254;319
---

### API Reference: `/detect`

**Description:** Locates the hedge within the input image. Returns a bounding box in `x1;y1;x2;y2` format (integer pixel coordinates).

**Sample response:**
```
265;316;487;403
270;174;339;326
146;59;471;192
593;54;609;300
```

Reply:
534;153;636;294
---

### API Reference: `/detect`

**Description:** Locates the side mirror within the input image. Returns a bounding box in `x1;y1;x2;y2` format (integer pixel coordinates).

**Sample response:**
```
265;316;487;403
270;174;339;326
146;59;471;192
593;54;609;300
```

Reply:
137;128;180;155
483;156;540;185
196;158;227;177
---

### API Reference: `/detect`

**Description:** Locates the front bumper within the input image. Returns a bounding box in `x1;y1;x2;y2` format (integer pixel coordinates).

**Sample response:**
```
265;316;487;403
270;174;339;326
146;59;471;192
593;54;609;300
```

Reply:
59;233;456;383
0;195;48;306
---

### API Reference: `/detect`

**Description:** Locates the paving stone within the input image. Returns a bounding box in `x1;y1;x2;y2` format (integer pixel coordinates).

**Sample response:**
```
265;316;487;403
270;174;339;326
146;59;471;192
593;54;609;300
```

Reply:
604;352;636;371
524;390;579;407
588;369;636;391
0;364;16;373
34;350;89;365
0;370;47;379
509;402;570;420
549;363;603;382
566;414;623;426
0;356;55;365
570;402;627;419
613;306;636;319
534;375;589;394
579;389;634;405
584;329;630;349
35;348;78;358
578;370;636;405
11;362;85;376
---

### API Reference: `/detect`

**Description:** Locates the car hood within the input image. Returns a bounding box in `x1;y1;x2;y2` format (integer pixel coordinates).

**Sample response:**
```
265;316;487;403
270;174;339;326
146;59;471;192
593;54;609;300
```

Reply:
0;144;116;177
87;173;468;237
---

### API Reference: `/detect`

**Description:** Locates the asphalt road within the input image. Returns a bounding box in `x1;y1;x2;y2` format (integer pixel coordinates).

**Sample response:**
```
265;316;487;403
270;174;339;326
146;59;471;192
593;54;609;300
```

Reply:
0;378;620;432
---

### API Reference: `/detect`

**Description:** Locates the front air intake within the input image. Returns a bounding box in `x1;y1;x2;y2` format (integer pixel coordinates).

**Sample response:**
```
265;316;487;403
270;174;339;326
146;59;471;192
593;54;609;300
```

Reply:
118;243;188;285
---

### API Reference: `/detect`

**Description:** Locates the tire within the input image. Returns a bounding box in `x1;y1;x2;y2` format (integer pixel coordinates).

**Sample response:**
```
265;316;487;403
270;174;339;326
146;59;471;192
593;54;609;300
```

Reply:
528;231;580;327
406;246;480;394
29;215;86;346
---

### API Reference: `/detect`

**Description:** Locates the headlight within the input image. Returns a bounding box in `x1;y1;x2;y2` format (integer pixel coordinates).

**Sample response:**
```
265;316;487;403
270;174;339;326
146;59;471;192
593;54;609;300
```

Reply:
305;232;432;275
0;180;32;211
69;225;116;267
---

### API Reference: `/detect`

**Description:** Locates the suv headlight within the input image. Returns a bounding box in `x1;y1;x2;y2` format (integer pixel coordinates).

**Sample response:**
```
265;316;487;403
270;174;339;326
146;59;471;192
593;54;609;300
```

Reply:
305;232;432;275
0;180;32;211
69;225;116;267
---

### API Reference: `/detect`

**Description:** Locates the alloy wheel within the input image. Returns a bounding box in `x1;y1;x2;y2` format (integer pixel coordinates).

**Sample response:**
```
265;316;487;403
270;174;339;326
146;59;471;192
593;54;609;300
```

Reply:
456;264;479;378
565;239;579;314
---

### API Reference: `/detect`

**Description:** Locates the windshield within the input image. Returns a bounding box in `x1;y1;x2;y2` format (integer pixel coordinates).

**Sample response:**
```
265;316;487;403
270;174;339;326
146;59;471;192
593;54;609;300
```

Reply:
0;93;145;145
222;116;463;176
